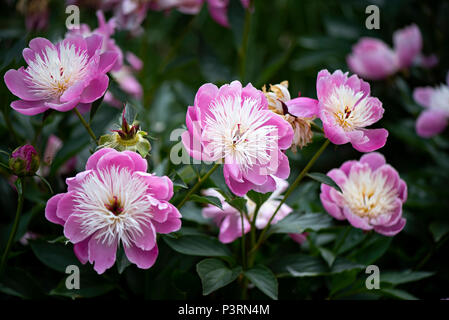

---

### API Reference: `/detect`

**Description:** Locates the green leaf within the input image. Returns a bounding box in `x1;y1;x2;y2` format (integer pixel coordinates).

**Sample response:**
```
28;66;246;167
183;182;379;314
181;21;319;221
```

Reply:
244;265;278;300
30;241;80;273
116;245;132;274
269;212;333;234
190;194;223;210
50;274;115;299
349;234;392;265
318;247;335;267
429;221;449;242
14;178;22;194
180;202;211;225
0;267;42;299
307;172;342;192
196;258;241;295
163;235;233;259
227;197;248;215
380;288;418;300
246;190;272;208
380;270;434;285
89;94;104;124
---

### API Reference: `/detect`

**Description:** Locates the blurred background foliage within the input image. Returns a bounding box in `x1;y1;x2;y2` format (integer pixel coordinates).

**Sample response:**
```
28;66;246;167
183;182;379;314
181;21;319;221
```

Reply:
0;0;448;300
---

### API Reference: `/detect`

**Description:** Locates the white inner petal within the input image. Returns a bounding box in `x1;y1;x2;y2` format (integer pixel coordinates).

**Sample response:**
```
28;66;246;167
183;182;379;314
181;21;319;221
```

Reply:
324;86;374;131
204;95;278;172
26;43;89;99
73;166;153;247
342;167;397;218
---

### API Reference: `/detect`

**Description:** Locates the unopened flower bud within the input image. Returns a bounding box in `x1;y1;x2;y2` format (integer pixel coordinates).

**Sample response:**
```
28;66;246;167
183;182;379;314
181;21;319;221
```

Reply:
9;145;40;176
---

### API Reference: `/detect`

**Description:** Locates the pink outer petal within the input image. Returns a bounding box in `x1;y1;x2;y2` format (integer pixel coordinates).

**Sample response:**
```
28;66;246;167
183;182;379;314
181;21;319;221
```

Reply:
88;235;118;274
393;24;422;69
124;244;158;269
208;1;229;27
343;207;373;231
80;74;109;104
219;215;250;244
28;37;56;59
398;180;408;203
151;204;182;234
252;175;276;194
64;214;91;243
60;81;86;102
122;150;147;172
320;110;350;145
126;51;143;71
10;100;49;116
98;51;118;74
134;173;173;201
242;82;266;107
45;193;65;225
56;191;76;222
374;218;406;236
289;233;308;244
84;33;103;59
96;150;135;172
73;237;90;264
85;148;114;170
66;170;93;191
320;193;345;220
377;164;400;190
132;221;156;250
286;97;319;118
274;151;290;180
413;87;434;108
359;152;386;171
350;128;388;152
416;110;448;138
194;83;218;125
264;112;294;150
45;98;80;112
4;69;40;101
224;169;253;197
340;160;357;175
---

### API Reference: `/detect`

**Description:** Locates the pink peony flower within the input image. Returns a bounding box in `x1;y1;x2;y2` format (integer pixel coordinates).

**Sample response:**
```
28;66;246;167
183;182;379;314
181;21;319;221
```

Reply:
348;24;437;80
316;69;388;152
202;177;305;243
413;71;449;138
45;148;181;274
206;0;250;28
4;35;117;116
347;38;399;80
320;152;407;236
181;80;293;196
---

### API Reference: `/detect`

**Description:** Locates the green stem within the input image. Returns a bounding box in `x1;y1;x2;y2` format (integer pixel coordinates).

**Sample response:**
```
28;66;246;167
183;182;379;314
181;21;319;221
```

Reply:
73;108;98;145
239;8;252;81
250;139;330;255
240;212;247;270
0;178;24;279
177;163;220;209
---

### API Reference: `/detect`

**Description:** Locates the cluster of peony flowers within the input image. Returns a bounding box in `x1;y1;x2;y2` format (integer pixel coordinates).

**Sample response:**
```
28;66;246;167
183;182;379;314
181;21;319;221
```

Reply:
66;0;250;34
45;148;181;274
347;24;437;80
413;71;449;138
202;177;307;244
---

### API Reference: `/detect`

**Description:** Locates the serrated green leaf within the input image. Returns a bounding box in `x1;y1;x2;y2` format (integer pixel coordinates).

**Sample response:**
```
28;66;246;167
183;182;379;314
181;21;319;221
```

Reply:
307;172;342;192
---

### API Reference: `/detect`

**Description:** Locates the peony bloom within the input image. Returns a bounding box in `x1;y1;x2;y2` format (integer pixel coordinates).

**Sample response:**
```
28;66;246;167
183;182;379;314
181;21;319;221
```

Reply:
320;153;407;236
202;177;305;243
263;81;319;152
4;35;117;116
9;145;40;176
347;38;399;80
348;24;437;80
45;148;181;274
181;80;293;196
413;71;449;138
206;0;249;27
316;69;388;152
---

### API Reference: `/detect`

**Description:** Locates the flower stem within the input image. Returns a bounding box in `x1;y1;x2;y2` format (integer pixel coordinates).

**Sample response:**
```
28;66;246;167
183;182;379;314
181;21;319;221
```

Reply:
250;139;330;255
177;163;220;209
0;178;24;279
73;108;98;145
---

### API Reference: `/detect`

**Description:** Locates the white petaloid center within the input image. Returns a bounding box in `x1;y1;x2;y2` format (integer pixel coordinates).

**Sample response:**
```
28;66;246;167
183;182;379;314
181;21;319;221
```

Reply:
73;167;156;247
429;85;449;112
204;96;278;171
324;86;374;131
26;43;89;99
342;168;397;218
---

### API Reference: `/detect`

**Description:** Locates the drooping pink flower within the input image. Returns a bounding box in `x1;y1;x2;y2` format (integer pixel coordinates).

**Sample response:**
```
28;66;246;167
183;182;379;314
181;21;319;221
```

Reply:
4;35;117;116
347;38;399;80
320;152;407;236
316;69;388;152
348;24;437;80
45;148;181;274
413;71;449;138
182;80;293;196
202;177;305;244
